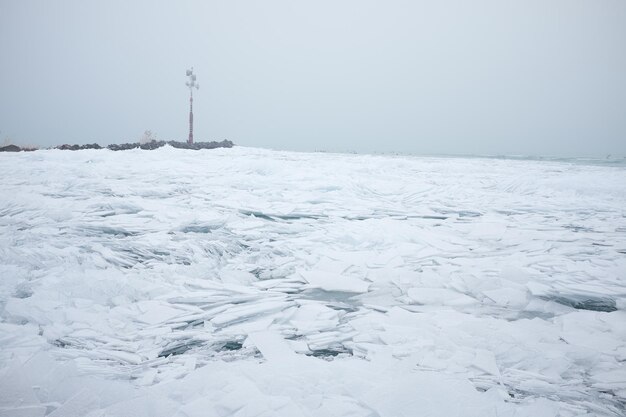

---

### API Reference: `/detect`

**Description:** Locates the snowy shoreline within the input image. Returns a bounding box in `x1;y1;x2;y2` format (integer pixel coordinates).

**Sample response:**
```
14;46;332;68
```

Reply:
1;147;625;416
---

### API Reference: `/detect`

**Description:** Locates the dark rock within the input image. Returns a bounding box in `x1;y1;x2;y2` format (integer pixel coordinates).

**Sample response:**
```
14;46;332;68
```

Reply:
168;140;234;150
107;142;140;151
139;140;166;150
54;139;234;152
82;143;102;150
57;144;81;151
0;144;22;152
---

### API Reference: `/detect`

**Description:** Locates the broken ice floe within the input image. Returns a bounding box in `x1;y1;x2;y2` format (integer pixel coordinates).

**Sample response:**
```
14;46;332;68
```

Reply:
1;147;625;416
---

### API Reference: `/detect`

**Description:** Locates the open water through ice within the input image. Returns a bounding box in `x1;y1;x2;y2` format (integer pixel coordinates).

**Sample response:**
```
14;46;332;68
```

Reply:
1;146;625;416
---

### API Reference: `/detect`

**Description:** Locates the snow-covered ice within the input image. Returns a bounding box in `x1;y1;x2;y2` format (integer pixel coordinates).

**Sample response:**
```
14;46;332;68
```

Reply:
1;146;625;416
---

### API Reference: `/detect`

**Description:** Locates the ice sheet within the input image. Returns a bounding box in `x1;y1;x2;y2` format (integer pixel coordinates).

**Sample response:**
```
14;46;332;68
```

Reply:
1;147;625;416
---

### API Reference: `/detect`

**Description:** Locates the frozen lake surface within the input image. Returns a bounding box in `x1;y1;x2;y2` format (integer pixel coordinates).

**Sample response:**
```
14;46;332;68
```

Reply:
1;146;625;416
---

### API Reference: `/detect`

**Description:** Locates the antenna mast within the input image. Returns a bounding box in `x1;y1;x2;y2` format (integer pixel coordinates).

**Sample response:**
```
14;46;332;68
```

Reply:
185;68;199;144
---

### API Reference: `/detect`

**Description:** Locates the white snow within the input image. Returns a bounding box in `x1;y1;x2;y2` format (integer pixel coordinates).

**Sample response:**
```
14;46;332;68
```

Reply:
1;146;625;416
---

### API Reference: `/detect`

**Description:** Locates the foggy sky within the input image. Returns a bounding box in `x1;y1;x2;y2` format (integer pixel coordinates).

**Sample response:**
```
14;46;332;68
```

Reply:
1;0;625;157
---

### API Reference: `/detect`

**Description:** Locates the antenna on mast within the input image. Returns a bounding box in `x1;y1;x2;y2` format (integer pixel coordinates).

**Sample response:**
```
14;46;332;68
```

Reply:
186;68;199;144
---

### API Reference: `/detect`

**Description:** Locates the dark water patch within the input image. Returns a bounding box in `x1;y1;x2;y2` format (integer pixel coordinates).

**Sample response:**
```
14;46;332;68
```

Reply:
306;346;352;359
511;310;557;321
218;341;243;351
158;339;244;358
299;289;362;304
542;294;617;312
158;340;203;357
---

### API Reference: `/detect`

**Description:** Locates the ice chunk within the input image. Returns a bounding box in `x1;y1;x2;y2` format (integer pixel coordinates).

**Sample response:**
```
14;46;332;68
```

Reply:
4;298;51;325
301;271;370;293
591;369;626;391
175;397;221;417
2;145;626;416
315;396;377;417
102;395;179;417
98;349;143;365
135;300;186;325
0;365;40;408
471;349;501;377
288;303;341;334
47;390;98;417
362;372;502;417
407;287;476;306
138;368;158;386
483;287;528;308
247;331;298;362
211;299;291;327
513;397;559;417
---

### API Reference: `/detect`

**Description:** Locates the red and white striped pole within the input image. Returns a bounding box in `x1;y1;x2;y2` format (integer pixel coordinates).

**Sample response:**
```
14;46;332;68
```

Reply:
188;90;194;144
185;68;199;145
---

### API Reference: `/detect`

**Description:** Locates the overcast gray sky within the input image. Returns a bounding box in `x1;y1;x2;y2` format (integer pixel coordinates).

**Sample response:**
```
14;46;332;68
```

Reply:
1;0;625;156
